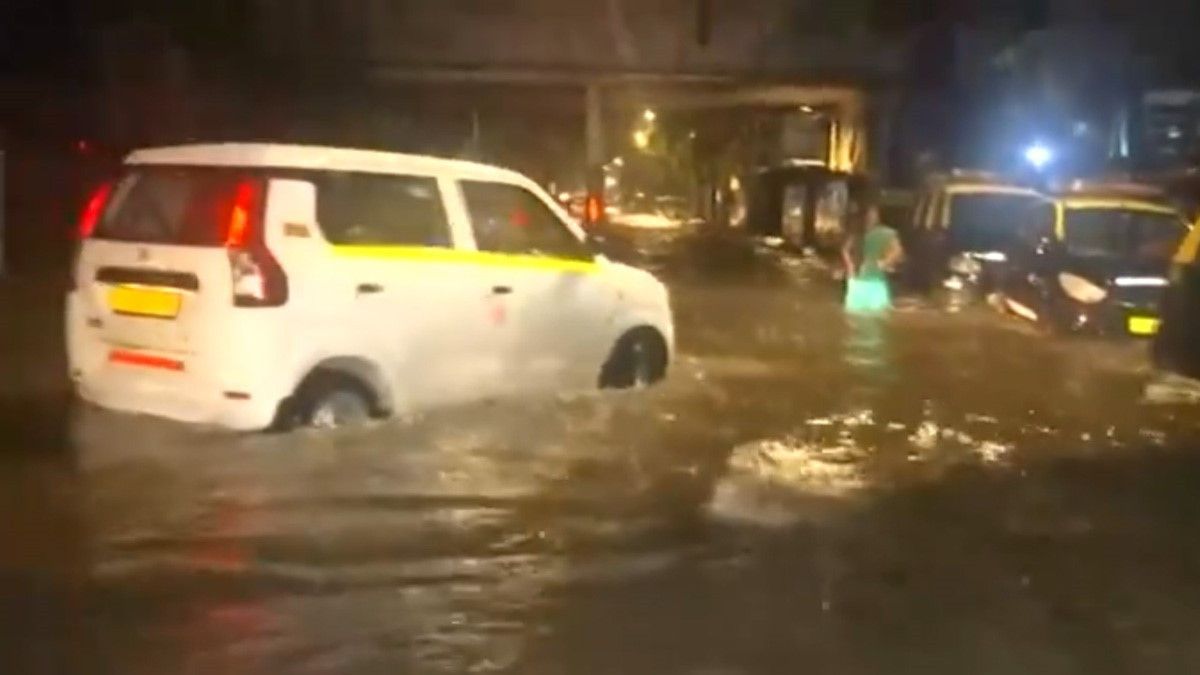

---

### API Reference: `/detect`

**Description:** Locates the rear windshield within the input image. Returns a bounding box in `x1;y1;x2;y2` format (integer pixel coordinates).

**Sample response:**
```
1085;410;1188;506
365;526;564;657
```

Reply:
947;192;1043;252
95;167;250;246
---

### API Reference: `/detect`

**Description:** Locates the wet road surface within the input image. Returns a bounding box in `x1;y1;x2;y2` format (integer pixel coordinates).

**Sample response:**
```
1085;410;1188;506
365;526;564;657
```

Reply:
4;227;1200;674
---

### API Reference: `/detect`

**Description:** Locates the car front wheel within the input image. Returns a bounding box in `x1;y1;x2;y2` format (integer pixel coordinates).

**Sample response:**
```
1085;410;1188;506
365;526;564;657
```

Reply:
599;328;668;389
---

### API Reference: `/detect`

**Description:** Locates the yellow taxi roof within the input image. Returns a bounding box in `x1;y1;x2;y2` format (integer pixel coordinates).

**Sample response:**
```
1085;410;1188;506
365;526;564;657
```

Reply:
1056;195;1180;216
944;183;1043;196
927;170;1037;193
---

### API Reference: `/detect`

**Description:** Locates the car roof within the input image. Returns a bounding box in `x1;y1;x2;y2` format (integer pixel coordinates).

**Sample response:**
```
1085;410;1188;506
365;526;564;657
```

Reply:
125;143;529;184
1056;195;1180;215
927;170;1039;195
1060;198;1180;216
943;183;1042;196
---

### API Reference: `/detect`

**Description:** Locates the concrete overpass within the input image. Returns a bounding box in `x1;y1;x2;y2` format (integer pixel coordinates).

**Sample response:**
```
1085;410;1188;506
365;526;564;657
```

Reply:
248;0;906;206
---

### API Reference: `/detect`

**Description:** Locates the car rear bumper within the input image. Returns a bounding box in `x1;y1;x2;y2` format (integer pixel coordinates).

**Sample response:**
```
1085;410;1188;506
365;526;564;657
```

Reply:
74;370;281;431
1070;301;1161;337
66;292;293;431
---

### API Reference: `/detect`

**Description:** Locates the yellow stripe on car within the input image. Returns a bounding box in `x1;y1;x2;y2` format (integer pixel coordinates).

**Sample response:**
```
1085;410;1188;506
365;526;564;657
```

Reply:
1054;200;1188;240
1173;226;1200;266
1059;199;1180;215
332;245;597;273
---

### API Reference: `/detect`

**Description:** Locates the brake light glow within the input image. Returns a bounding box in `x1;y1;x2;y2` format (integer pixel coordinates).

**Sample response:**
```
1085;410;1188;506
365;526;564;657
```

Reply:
224;180;258;248
109;349;184;371
78;182;114;239
585;193;603;225
222;178;288;307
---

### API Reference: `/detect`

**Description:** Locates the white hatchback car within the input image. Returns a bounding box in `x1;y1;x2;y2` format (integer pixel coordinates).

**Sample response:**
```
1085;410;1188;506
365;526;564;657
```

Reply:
66;143;674;430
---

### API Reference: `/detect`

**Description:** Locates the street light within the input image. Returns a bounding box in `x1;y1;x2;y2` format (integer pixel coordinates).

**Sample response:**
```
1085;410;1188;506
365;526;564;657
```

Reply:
633;129;650;150
642;109;657;123
1023;143;1053;171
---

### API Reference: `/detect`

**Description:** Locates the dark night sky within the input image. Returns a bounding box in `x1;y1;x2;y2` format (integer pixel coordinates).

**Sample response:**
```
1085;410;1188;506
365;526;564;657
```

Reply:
0;0;85;74
0;0;254;76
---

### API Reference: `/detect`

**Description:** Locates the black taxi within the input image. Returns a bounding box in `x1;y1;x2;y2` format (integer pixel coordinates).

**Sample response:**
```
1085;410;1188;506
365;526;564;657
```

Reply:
997;182;1190;336
905;170;1045;299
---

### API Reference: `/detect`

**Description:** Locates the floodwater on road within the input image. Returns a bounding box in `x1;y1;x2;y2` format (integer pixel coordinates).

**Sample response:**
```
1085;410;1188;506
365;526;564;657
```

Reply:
4;228;1200;674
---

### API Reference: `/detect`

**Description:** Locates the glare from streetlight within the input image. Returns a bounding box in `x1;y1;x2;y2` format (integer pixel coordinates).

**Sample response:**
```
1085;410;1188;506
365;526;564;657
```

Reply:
1024;143;1053;170
642;109;657;123
633;129;650;150
612;156;624;167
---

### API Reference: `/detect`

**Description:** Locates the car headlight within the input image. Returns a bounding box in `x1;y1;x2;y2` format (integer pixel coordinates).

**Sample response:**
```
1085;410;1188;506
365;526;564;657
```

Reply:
1112;276;1168;288
1058;272;1108;304
973;251;1007;263
948;253;982;276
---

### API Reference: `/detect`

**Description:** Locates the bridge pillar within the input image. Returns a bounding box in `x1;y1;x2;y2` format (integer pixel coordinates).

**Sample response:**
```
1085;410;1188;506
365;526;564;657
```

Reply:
584;83;607;226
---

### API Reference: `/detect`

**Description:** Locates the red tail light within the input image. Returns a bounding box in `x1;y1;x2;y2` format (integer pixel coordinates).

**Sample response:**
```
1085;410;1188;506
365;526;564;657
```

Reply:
72;181;114;291
223;179;288;307
78;182;114;239
585;193;603;226
224;180;257;248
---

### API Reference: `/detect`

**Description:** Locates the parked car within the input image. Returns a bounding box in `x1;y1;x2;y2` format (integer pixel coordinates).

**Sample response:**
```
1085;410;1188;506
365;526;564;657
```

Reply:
906;170;1046;300
996;181;1189;336
610;193;683;229
67;143;674;431
1153;224;1200;377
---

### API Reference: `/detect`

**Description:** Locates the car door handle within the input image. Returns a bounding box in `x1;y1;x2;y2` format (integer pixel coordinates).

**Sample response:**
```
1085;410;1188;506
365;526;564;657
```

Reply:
356;283;384;295
491;285;513;295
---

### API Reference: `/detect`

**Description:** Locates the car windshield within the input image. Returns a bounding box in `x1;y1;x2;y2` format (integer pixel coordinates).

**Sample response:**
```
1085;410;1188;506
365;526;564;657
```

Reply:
947;192;1041;252
1063;208;1186;261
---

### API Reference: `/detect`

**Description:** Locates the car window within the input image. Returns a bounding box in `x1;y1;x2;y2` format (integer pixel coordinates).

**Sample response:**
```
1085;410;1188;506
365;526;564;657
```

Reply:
1064;208;1186;261
461;181;590;260
317;173;451;247
1017;202;1056;247
95;168;249;246
911;194;929;231
947;192;1044;252
927;192;945;230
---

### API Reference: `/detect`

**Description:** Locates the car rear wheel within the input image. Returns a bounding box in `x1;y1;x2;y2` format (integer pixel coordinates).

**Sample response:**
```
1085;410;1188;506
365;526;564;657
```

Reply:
600;328;668;389
294;372;373;430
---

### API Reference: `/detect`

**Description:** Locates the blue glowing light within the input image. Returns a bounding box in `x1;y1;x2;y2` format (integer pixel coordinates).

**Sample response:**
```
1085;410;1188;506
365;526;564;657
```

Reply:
1024;143;1053;170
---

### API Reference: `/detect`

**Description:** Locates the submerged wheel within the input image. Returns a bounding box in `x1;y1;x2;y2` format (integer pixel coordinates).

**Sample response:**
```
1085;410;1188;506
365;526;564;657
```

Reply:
295;372;372;429
600;328;668;389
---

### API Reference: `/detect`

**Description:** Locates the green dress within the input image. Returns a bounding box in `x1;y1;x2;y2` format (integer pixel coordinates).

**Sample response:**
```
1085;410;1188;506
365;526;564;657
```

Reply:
845;225;898;313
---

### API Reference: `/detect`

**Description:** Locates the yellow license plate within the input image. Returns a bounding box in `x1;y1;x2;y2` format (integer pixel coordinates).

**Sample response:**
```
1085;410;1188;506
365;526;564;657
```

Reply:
1128;316;1161;336
107;286;182;319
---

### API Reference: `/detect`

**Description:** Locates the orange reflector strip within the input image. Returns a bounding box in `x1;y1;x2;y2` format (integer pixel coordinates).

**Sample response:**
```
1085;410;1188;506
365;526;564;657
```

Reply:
109;349;184;372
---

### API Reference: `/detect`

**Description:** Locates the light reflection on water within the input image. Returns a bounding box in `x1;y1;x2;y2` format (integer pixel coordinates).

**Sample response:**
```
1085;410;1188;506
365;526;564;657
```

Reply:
842;313;895;388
